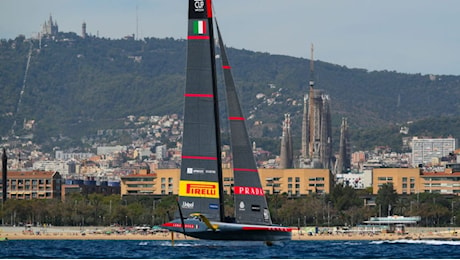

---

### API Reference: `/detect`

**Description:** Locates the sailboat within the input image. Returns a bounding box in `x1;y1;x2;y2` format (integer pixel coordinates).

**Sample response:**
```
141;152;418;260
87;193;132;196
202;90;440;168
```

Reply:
161;0;292;242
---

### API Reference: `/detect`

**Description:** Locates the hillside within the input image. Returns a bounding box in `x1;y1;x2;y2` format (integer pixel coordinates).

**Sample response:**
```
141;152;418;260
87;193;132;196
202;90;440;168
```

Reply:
1;33;460;154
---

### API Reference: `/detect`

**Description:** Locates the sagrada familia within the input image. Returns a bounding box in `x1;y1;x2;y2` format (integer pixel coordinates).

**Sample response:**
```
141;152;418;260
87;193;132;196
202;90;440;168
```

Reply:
279;44;350;174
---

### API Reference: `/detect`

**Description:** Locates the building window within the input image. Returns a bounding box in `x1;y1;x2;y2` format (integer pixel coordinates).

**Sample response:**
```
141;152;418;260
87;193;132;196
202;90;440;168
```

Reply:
402;177;407;182
288;177;292;182
295;177;300;182
168;177;173;183
161;178;166;183
288;184;292;188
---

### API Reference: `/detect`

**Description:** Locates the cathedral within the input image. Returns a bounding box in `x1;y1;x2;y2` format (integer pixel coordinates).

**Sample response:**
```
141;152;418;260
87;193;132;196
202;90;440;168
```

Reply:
42;15;59;37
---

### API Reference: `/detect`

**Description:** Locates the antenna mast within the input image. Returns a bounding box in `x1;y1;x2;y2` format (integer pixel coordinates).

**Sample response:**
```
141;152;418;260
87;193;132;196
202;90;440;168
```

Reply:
309;43;314;88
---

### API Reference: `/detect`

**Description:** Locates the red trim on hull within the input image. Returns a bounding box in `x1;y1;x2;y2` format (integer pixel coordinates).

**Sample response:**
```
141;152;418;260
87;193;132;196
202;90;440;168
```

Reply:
241;226;293;232
222;65;231;69
162;222;196;229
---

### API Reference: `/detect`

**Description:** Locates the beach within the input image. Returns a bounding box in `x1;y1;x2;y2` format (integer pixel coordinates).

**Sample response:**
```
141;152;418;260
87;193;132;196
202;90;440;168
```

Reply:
1;226;459;241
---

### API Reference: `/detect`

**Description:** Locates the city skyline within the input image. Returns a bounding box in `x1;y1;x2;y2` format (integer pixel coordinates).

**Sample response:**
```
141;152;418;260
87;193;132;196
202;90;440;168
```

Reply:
1;0;459;76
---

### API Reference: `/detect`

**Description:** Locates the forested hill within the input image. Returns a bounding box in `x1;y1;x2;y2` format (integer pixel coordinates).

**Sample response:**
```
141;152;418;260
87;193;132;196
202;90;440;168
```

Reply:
1;33;460;152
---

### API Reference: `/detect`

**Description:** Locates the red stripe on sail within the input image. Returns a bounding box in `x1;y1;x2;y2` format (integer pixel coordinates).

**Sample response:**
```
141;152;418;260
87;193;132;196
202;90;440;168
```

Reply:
234;168;258;172
222;65;231;69
229;117;244;120
182;155;217;160
207;0;212;18
184;93;214;98
187;35;210;40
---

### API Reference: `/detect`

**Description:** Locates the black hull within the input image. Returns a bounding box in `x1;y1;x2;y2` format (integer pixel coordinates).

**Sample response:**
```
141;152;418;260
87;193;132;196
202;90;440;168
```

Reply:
163;219;292;241
183;228;292;241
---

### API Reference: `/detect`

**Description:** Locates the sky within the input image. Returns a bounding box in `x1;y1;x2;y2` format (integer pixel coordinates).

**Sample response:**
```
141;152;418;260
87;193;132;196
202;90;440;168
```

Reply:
1;0;459;76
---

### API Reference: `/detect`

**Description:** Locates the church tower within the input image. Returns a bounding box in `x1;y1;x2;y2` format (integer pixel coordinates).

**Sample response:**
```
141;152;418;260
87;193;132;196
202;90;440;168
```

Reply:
42;15;59;37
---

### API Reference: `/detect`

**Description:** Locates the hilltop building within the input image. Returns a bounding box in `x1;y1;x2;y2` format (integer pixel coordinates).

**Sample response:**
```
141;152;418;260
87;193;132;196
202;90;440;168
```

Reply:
41;15;59;37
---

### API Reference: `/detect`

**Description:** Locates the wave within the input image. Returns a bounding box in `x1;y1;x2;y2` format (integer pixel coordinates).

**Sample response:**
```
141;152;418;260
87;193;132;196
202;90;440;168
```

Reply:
371;239;460;246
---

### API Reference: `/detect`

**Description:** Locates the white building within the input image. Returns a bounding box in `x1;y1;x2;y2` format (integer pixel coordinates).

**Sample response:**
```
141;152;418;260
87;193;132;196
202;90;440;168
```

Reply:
411;137;457;167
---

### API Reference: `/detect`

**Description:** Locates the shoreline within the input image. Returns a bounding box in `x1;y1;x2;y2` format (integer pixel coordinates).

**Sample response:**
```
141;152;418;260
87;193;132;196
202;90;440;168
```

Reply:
1;226;458;241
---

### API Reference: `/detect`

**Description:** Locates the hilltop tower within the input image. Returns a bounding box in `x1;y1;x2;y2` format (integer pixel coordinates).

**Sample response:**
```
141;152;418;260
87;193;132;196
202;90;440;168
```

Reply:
82;22;87;39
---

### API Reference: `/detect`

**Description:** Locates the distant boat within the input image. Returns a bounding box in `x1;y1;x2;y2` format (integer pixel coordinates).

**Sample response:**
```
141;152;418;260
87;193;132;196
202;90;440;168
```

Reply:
162;0;292;243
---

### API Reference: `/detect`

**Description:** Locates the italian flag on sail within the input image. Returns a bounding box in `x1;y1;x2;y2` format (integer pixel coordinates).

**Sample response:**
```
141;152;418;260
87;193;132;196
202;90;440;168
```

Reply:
193;20;206;35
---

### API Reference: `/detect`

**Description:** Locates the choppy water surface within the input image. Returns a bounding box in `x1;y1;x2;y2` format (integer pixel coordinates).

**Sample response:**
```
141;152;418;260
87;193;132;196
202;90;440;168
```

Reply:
1;239;460;258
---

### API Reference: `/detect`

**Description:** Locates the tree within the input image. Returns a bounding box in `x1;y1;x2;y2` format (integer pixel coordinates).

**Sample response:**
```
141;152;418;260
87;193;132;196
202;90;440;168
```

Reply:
375;183;398;217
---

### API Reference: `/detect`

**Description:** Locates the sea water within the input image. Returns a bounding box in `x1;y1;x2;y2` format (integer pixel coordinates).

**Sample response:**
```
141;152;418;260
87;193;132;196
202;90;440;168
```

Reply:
0;239;459;259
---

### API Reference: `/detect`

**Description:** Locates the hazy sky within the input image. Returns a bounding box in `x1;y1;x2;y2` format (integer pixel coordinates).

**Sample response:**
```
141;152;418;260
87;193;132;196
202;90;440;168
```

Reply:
1;0;459;75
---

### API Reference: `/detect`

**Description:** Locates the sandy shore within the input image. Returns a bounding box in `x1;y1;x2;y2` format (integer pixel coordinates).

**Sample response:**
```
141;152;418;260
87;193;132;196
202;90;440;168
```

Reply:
0;226;458;241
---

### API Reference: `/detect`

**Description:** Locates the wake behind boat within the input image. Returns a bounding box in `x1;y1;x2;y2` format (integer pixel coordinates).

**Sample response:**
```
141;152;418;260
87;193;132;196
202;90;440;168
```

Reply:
161;0;292;242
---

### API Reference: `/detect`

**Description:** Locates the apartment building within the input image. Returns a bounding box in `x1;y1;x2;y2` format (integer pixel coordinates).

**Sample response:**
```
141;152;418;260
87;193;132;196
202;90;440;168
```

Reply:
120;169;157;196
373;164;460;195
411;137;457;167
373;168;421;195
120;168;332;197
0;170;62;200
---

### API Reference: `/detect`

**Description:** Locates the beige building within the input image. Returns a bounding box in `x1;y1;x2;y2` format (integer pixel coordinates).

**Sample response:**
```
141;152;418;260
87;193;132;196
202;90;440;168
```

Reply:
373;168;421;195
373;165;460;195
120;168;332;197
0;171;62;200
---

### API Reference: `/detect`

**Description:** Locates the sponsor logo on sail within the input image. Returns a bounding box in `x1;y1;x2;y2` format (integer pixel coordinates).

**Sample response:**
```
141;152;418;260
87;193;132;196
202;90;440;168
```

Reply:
194;0;205;12
182;201;195;209
234;186;265;196
179;180;219;198
209;203;219;210
239;201;245;211
186;168;210;174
